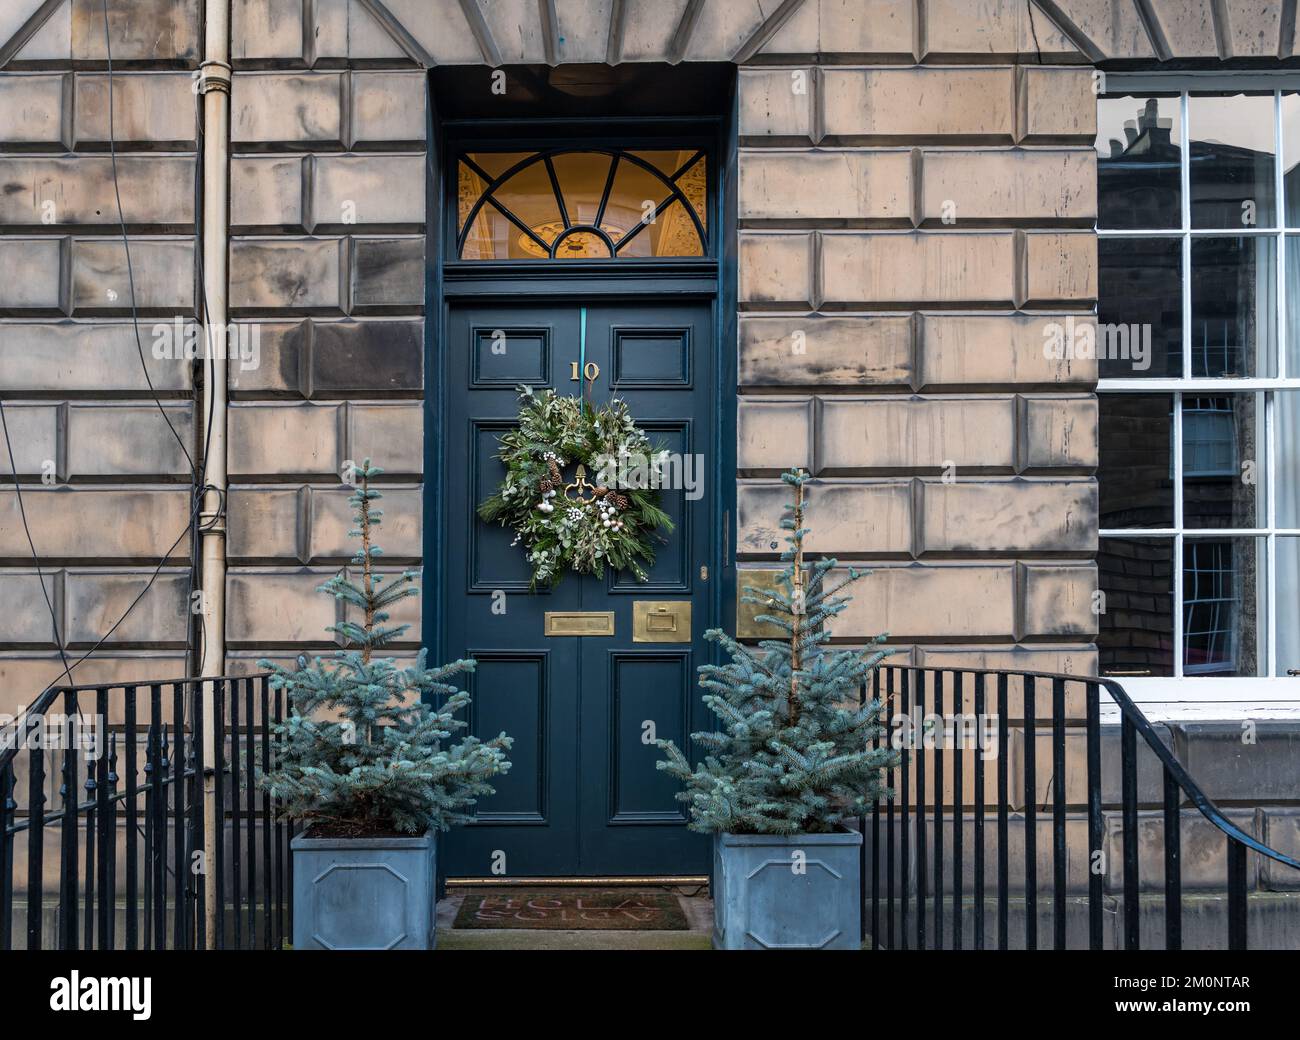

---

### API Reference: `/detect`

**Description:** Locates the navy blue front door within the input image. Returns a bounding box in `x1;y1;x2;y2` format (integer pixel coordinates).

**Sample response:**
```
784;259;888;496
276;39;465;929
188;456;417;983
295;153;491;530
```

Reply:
440;298;714;877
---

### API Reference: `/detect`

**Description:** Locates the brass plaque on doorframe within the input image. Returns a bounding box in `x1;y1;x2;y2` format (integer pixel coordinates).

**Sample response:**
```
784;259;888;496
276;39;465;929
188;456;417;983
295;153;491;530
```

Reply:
633;601;691;643
544;611;614;636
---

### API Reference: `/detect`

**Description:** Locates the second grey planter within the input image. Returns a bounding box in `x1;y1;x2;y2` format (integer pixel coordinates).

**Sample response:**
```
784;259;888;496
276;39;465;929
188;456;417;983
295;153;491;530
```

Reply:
291;830;437;950
713;829;862;949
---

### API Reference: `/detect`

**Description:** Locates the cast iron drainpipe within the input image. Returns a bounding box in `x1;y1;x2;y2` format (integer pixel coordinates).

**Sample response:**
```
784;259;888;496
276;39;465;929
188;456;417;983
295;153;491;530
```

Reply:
197;0;232;950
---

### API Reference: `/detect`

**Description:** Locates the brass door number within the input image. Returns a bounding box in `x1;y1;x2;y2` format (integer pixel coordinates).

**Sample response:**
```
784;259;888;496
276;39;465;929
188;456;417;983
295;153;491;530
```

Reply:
633;601;692;643
570;361;600;382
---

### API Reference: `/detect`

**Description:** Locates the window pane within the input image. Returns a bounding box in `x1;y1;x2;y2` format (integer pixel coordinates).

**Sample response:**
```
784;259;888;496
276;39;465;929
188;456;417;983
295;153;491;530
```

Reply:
1099;393;1174;528
1098;237;1182;378
1183;537;1262;676
1097;95;1181;229
550;150;614;227
1099;537;1175;677
675;154;708;230
1284;93;1300;226
1189;93;1277;229
1275;536;1300;675
617;199;703;258
1190;235;1276;377
1277;391;1300;528
1285;235;1300;376
1182;393;1262;528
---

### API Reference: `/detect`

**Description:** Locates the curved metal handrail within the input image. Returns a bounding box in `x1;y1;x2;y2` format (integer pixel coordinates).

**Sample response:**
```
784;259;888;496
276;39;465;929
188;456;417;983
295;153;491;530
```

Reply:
875;663;1300;873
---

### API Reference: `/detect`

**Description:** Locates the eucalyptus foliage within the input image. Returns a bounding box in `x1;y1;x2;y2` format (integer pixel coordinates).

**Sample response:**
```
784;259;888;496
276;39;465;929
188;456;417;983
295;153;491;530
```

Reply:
477;385;673;587
658;470;898;834
261;460;511;836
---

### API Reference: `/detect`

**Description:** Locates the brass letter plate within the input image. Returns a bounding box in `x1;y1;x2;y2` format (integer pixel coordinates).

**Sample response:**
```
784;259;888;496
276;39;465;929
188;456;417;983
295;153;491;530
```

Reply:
544;611;614;636
633;601;691;643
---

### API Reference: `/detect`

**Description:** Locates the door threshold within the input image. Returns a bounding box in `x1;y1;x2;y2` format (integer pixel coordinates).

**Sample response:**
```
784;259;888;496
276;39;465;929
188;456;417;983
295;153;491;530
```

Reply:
446;876;709;887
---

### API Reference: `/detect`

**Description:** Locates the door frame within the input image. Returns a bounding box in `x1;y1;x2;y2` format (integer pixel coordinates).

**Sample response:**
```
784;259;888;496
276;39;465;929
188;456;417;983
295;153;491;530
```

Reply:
421;96;741;831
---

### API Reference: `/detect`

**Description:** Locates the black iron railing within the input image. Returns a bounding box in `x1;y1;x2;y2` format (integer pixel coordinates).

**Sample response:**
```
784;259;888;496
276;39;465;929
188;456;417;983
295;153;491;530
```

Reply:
0;674;292;950
861;665;1300;950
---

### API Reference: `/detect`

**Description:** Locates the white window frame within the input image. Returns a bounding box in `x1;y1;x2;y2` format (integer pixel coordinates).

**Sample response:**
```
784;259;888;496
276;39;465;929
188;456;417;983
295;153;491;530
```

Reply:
1098;72;1300;710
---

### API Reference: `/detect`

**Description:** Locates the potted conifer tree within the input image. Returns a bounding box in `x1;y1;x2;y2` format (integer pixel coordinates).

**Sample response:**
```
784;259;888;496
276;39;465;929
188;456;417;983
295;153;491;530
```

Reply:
262;460;511;950
658;469;897;949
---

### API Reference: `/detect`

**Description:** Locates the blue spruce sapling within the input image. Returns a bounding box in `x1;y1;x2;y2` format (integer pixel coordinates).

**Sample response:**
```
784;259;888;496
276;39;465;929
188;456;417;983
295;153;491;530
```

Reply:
657;469;897;834
261;460;511;836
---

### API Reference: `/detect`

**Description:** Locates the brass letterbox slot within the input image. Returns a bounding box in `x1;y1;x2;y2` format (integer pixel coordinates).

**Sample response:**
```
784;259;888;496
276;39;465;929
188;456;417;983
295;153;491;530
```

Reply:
544;611;615;637
633;601;691;643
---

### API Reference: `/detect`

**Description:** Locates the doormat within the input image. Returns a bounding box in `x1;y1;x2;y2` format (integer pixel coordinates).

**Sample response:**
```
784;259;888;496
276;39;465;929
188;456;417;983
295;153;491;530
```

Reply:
453;888;689;930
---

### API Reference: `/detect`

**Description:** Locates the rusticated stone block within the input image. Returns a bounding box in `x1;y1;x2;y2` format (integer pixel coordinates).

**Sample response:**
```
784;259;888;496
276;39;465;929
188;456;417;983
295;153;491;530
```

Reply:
920;478;1097;554
231;73;343;147
737;397;813;471
1171;722;1300;805
1103;809;1259;893
311;485;422;560
226;569;338;647
0;488;191;561
837;563;1018;639
0;237;65;313
70;238;194;316
226;485;302;562
738;233;812;308
763;0;915;60
1021;231;1097;306
739;150;912;226
1147;0;1220;58
1020;561;1098;638
1222;0;1286;58
0;156;195;229
917;313;1098;389
739;314;913;387
71;0;200;63
66;403;194;479
1261;809;1300;891
0;74;67;149
64;570;189;646
820;232;1017;307
350;237;423;312
311;155;424;230
1020;395;1098;470
1018;67;1098;142
226;320;305;395
73;73;194;147
228;402;342;478
232;0;304;62
311;318;423;394
229;238;342;314
0;403;59;478
343;567;419;636
822;68;1016;143
737;68;814;142
348;403;423;476
919;149;1096;225
0;572;62;647
816;396;1017;473
737;478;912;556
921;0;1081;60
0;654;188;716
917;644;1098;679
230;156;304;231
351;72;427;146
682;1;769;61
1042;0;1156;60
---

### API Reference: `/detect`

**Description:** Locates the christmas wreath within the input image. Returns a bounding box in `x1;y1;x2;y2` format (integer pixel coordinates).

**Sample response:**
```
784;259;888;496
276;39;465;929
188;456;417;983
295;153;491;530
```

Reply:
477;386;674;588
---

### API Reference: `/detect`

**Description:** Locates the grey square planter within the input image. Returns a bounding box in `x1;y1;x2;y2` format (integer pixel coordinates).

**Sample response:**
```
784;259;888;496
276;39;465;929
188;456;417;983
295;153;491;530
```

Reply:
712;829;862;949
291;831;437;950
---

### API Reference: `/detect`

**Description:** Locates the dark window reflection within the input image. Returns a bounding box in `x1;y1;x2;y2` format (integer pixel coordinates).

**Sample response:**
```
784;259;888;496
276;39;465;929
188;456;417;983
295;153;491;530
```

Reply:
1182;394;1261;529
1097;96;1181;229
1190;94;1276;229
1099;393;1174;528
1183;538;1259;676
1099;537;1174;677
1190;235;1276;377
1098;237;1182;378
